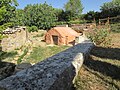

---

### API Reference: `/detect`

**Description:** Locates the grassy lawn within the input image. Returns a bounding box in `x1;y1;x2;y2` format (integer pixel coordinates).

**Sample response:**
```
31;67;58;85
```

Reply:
74;32;120;90
24;46;69;64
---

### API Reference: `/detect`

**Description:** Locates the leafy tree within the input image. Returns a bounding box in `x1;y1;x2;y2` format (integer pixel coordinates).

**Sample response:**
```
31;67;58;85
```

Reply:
11;9;25;26
0;0;18;40
100;0;120;18
64;0;83;20
0;0;18;25
54;8;63;21
54;9;73;22
84;11;101;23
24;2;57;30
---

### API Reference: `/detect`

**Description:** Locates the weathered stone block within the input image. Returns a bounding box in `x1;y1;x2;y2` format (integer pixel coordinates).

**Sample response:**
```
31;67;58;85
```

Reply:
0;40;94;90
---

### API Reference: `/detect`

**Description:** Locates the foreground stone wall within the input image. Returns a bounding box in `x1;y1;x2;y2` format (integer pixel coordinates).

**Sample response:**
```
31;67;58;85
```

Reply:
0;40;94;90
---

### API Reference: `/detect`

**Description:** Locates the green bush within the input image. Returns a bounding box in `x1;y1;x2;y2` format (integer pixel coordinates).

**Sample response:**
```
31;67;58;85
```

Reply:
87;28;111;47
111;23;120;33
55;21;67;25
0;22;14;40
27;26;38;32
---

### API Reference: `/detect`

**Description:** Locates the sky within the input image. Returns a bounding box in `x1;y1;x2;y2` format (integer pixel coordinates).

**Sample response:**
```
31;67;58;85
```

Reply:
17;0;112;14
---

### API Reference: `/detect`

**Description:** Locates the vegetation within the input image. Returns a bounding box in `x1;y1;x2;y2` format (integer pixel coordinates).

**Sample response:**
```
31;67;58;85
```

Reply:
0;0;18;39
100;0;120;18
25;46;69;64
0;51;17;60
11;2;57;30
74;33;120;90
24;3;57;30
87;28;111;47
84;0;120;23
17;48;28;64
111;23;120;33
64;0;83;20
84;11;100;23
0;51;17;66
33;33;44;38
12;9;25;26
0;0;18;25
27;26;38;32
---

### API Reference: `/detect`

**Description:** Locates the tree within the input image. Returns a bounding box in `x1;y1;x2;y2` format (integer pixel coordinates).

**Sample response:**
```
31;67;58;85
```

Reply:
11;9;25;26
0;0;18;40
24;2;57;30
100;0;120;18
84;11;101;23
64;0;83;20
0;0;18;25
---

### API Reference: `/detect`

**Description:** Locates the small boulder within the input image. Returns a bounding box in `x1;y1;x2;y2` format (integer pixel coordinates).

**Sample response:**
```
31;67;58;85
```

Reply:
0;62;16;80
14;63;32;74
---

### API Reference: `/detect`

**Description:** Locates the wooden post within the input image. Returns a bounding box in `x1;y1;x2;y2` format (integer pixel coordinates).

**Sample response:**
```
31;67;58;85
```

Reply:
107;17;110;32
93;17;96;28
65;36;68;45
107;17;110;25
99;19;101;25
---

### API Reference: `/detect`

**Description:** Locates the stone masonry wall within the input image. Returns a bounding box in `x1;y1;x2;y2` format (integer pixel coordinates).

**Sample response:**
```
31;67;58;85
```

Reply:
0;40;94;90
1;29;27;52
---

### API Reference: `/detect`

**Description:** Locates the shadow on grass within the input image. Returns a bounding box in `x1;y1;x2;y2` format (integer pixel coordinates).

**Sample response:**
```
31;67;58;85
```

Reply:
0;46;16;80
91;46;120;60
84;46;120;80
84;57;120;80
0;51;17;60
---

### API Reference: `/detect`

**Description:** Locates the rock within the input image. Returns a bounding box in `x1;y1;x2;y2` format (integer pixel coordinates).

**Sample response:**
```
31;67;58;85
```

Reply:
0;40;94;90
14;63;32;74
0;62;16;81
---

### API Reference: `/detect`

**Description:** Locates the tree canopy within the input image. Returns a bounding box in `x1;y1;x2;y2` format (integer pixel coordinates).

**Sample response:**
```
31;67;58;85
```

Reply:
64;0;83;20
13;2;57;30
0;0;18;25
0;0;18;39
84;11;101;23
100;0;120;18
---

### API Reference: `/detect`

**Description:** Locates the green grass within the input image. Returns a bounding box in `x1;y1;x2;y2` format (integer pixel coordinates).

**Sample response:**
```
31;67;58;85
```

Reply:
74;32;120;90
0;51;17;68
0;51;18;60
25;46;69;64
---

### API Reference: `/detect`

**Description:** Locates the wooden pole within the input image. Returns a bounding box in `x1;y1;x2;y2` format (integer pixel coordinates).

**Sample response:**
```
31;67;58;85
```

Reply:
107;17;111;32
99;19;101;25
93;17;96;28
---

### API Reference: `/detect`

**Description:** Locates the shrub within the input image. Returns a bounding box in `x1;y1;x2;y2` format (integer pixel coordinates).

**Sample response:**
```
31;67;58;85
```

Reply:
55;21;67;25
0;22;14;40
27;26;38;32
87;28;111;47
110;23;120;33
